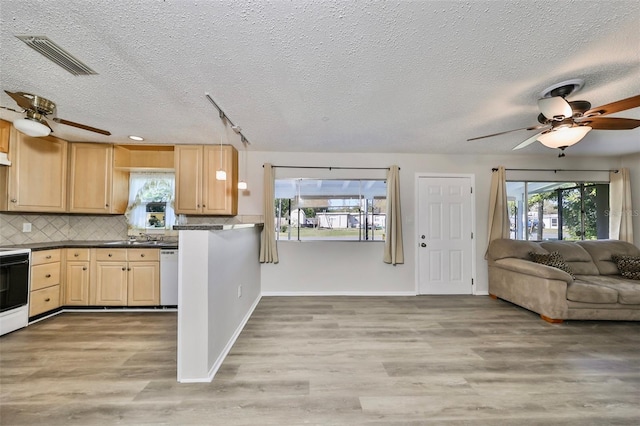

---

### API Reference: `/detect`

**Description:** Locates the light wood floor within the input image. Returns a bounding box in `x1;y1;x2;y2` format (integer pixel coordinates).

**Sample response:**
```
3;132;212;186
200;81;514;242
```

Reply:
1;296;639;425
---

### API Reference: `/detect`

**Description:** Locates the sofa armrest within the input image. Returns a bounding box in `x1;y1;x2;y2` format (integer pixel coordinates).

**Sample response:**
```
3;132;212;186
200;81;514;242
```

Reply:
493;258;574;283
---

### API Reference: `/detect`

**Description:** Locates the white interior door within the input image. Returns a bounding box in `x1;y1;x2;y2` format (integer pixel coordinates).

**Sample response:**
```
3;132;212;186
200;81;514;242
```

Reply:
417;176;473;294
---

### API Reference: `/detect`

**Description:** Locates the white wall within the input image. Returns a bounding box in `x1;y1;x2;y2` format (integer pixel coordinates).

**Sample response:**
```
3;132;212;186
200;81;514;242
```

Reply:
177;227;261;382
236;151;625;295
622;152;640;246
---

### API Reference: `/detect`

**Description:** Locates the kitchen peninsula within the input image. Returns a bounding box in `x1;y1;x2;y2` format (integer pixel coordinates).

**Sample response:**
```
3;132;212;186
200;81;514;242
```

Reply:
174;223;262;382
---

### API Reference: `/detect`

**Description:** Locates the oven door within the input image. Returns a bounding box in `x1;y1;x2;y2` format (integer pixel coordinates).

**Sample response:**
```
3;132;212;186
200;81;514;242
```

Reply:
0;253;30;313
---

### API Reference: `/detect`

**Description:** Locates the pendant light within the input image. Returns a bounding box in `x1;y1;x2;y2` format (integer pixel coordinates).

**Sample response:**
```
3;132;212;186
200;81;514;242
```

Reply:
238;138;248;190
216;136;227;181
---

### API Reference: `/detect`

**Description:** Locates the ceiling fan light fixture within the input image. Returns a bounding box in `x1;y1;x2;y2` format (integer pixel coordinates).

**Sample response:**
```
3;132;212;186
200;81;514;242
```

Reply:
537;126;592;149
13;117;50;137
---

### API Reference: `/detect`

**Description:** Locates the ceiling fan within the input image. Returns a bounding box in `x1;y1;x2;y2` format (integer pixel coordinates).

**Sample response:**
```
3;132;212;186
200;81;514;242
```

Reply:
468;80;640;156
1;90;111;137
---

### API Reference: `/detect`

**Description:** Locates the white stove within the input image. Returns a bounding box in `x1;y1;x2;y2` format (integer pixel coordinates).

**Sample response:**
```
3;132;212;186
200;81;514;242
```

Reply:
0;248;31;336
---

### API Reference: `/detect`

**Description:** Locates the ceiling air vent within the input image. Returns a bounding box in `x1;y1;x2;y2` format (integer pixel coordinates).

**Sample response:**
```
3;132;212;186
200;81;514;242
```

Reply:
15;35;97;76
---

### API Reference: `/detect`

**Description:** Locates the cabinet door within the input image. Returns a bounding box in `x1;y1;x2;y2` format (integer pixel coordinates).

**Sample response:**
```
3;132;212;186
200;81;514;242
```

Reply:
127;262;159;306
68;143;113;213
5;128;67;212
65;261;90;305
174;145;202;214
202;145;238;215
0;119;9;154
95;261;128;305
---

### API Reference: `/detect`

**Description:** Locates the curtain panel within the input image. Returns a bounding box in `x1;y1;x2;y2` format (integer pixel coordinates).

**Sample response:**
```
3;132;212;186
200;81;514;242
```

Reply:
260;163;279;263
609;168;634;243
486;166;510;257
384;165;404;265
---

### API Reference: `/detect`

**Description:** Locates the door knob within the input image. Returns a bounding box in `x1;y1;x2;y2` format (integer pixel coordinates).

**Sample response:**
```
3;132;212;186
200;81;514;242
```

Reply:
420;243;427;247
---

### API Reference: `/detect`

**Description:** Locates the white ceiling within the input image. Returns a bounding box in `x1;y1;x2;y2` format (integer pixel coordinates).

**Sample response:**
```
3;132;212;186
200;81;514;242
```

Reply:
1;0;639;157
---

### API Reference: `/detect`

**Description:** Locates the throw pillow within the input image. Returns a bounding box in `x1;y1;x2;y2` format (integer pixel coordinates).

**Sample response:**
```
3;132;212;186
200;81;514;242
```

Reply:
529;251;575;278
611;255;640;280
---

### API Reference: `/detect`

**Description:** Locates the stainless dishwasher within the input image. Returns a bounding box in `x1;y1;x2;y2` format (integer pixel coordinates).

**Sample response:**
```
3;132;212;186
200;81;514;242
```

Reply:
160;249;178;306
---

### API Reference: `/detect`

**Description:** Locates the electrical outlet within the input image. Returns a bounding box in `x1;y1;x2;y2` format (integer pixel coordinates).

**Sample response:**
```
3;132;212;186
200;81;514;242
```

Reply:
237;285;242;298
22;223;32;233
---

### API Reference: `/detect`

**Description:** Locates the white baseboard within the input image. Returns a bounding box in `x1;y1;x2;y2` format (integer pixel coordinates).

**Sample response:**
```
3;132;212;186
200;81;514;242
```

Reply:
474;290;490;296
205;294;263;382
262;291;417;297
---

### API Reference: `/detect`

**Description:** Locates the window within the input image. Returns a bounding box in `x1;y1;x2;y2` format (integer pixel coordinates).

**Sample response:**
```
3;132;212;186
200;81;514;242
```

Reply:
274;179;387;241
507;181;609;241
125;172;176;232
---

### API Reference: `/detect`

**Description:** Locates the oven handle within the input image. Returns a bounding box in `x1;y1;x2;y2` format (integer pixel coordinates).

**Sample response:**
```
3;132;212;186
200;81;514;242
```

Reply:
0;259;29;267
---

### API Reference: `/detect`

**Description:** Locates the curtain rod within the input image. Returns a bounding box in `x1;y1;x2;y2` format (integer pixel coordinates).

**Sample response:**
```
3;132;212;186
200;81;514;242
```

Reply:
492;167;618;173
265;165;396;170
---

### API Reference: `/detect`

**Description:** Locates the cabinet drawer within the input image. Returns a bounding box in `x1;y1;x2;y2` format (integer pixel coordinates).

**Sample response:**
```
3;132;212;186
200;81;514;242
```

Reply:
66;248;90;261
128;248;159;262
32;249;61;265
29;285;61;317
31;262;61;291
95;249;127;261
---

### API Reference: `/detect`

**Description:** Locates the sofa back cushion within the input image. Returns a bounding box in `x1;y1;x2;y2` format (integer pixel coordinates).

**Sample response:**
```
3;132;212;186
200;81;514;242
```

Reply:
487;239;547;261
577;240;640;275
540;241;600;275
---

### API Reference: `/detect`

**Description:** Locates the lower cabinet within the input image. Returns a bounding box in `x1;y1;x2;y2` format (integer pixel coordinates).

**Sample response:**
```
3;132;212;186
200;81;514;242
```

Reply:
29;249;62;318
65;248;90;305
93;248;159;306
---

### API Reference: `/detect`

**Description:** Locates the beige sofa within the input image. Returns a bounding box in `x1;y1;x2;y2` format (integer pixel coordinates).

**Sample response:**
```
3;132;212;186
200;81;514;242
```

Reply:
487;239;640;323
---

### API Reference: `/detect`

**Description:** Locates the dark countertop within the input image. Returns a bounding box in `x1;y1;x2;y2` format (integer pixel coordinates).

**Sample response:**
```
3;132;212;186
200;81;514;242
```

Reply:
173;223;264;231
0;240;179;251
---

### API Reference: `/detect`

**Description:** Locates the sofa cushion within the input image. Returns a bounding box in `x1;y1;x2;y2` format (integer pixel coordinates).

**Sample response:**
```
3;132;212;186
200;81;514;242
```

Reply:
577;240;640;275
567;280;619;304
540;241;600;275
611;255;640;280
575;275;640;305
488;239;547;261
529;251;575;278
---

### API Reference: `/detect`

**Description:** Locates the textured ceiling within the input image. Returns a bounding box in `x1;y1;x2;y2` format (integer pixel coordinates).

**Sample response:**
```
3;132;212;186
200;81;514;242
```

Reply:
0;0;639;156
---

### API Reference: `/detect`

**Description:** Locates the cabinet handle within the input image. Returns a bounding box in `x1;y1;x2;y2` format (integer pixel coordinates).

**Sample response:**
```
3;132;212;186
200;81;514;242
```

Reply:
45;298;51;302
109;253;113;257
10;199;17;203
127;267;131;271
122;267;126;271
82;267;87;271
140;254;145;258
74;253;79;257
46;255;52;259
45;274;51;278
203;204;206;207
106;204;109;207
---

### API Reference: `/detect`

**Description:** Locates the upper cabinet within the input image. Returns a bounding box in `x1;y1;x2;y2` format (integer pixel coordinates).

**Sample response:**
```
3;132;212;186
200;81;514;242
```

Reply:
68;143;129;214
174;145;238;215
0;126;68;212
0;119;10;154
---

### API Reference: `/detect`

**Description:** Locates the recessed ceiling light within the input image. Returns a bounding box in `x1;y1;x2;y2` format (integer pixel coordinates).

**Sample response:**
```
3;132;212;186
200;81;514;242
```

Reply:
128;135;144;141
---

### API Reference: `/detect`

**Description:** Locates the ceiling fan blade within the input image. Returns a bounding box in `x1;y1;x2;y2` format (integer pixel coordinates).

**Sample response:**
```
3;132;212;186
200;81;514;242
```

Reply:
52;117;111;135
583;94;640;117
538;96;572;120
4;90;34;111
577;116;640;130
467;124;547;141
0;105;24;113
512;130;549;150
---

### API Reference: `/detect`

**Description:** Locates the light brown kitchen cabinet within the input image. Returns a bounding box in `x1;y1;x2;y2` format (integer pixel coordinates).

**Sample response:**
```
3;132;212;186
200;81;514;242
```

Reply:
92;248;159;306
0;126;67;212
127;249;160;306
64;248;90;305
0;119;10;154
174;144;237;215
68;143;129;214
29;249;62;317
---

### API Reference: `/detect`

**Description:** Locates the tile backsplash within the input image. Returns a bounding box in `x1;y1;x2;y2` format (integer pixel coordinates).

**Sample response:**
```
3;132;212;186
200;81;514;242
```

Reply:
0;213;264;246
